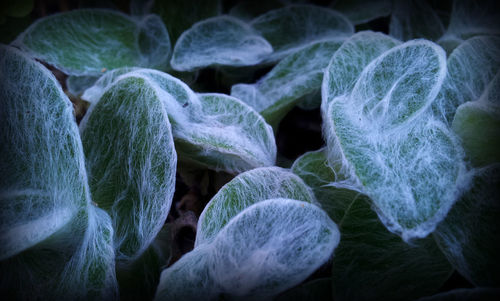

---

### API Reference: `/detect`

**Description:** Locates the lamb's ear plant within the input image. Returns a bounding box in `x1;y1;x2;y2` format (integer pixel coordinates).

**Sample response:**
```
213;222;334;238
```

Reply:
0;44;117;299
79;75;177;265
82;68;276;174
322;39;469;241
12;9;171;76
434;36;500;125
249;4;354;62
231;38;344;128
292;148;452;301
170;16;273;71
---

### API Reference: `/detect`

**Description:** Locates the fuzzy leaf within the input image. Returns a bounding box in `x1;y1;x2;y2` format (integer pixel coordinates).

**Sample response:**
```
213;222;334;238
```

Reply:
196;166;316;246
83;68;276;174
434;164;500;286
170;16;272;71
66;75;99;96
250;4;353;62
80;76;177;264
155;198;339;300
331;0;391;25
389;0;444;41
433;35;500;124
13;9;171;75
152;0;220;43
0;44;87;260
292;149;453;301
321;31;400;116
231;39;344;128
323;40;469;240
452;71;500;166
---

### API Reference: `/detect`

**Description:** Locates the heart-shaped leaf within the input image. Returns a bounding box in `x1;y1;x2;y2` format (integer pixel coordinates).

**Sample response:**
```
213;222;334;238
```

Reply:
83;68;276;174
170;16;272;71
13;9;171;75
323;40;469;240
196;166;316;246
250;4;353;62
80;75;177;264
231;38;344;128
292;148;453;301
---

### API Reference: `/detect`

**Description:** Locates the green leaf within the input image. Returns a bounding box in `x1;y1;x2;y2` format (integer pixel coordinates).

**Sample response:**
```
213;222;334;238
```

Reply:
433;36;500;124
416;288;500;301
66;75;99;96
389;0;445;41
152;0;220;44
434;164;500;286
323;40;468;240
292;149;453;301
331;0;391;25
231;38;344;128
13;9;171;75
250;4;353;62
170;16;272;71
80;76;177;264
196;166;316;246
0;45;116;298
83;68;276;174
321;31;400;116
155;198;339;300
452;71;500;166
0;44;87;260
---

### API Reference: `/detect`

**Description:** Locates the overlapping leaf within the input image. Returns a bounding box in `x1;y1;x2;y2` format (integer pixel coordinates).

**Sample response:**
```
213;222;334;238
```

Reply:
82;68;276;174
292;148;453;301
80;76;177;264
196;166;316;246
250;4;353;62
231;39;344;128
155;198;339;300
13;9;171;75
170;16;273;71
323;40;469;240
0;44;117;299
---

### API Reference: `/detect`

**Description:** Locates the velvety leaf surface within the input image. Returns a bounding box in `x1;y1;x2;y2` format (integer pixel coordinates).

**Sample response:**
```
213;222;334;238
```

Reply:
83;68;276;174
155;198;339;300
323;40;469;240
331;0;391;25
196;166;316;246
321;31;400;117
389;0;444;41
250;4;353;62
434;36;500;124
80;76;177;264
452;71;500;166
0;44;87;260
231;39;344;128
434;164;500;287
13;9;171;75
170;16;273;71
152;0;220;43
292;149;453;301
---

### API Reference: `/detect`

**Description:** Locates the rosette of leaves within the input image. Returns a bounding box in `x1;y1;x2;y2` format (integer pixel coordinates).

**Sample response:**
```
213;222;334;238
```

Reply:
82;68;276;174
13;9;171;76
322;39;469;241
292;149;453;301
154;167;340;300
